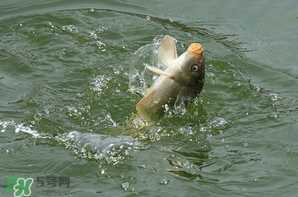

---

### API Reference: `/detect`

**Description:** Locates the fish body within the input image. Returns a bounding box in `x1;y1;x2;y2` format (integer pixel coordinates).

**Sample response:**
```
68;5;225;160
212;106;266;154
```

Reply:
136;35;205;121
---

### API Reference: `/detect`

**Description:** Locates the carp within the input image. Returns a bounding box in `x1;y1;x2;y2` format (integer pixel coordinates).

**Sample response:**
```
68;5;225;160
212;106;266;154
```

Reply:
135;35;205;121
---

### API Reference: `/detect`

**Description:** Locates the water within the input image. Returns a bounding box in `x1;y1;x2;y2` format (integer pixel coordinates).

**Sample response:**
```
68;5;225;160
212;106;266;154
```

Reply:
1;1;298;197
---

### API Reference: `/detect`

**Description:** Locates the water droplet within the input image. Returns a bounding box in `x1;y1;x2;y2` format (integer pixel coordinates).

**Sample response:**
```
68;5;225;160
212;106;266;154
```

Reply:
121;182;130;191
101;169;105;175
160;178;170;185
97;25;108;33
89;31;98;39
104;113;117;127
269;93;279;102
200;127;208;132
210;117;228;129
95;40;106;50
113;69;120;75
62;25;78;33
48;22;54;28
138;164;146;169
178;126;193;135
271;112;279;119
164;104;170;112
91;75;111;94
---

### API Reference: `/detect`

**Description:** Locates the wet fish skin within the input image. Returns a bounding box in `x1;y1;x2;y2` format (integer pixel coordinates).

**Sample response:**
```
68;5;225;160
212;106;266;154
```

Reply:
136;35;205;121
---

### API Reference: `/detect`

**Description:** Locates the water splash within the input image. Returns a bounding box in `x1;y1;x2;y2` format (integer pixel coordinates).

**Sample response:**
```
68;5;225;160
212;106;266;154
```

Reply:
90;75;111;95
121;182;130;191
128;36;161;95
1;119;139;165
95;40;106;51
209;117;229;130
0;120;41;138
0;120;14;133
62;24;79;33
102;113;117;128
56;131;139;165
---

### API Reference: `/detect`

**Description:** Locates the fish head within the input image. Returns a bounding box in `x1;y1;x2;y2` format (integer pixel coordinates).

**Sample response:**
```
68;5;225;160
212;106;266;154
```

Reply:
175;43;205;89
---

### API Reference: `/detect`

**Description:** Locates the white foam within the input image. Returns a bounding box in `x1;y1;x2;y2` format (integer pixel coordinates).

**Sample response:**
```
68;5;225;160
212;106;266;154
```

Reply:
15;123;40;138
0;120;40;138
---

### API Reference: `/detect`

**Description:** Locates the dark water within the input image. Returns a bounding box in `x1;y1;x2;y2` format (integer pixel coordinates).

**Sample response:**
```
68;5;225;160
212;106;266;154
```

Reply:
1;1;298;197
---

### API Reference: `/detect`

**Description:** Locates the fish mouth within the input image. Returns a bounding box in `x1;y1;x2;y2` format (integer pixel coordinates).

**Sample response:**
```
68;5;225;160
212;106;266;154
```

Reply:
187;43;204;58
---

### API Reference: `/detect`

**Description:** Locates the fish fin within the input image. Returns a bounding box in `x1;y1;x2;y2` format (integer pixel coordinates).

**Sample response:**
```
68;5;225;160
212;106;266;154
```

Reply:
158;35;177;67
137;89;156;108
146;65;174;79
136;89;157;121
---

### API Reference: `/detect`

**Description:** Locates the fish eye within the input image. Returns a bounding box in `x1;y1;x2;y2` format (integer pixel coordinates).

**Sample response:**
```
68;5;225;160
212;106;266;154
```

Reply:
191;64;199;72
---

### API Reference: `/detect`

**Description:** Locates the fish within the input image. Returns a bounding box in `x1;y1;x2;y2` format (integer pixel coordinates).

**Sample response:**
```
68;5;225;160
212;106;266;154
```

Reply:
135;35;205;122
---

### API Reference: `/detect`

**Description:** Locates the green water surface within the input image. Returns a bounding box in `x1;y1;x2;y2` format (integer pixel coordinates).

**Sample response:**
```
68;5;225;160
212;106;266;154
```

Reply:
1;1;298;197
